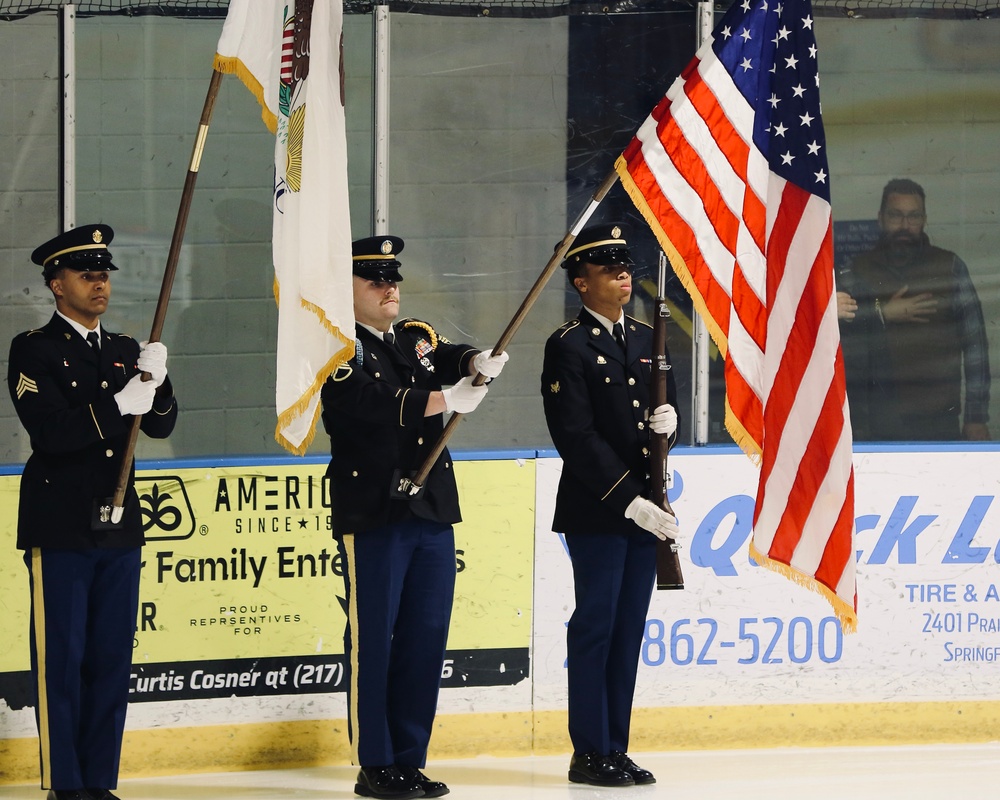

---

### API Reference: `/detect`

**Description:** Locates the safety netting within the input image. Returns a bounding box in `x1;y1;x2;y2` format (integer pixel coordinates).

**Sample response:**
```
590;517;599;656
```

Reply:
0;0;996;21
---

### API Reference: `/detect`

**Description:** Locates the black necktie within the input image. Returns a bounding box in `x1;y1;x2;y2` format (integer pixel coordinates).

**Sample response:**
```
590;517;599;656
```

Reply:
86;331;100;350
613;322;626;352
384;330;395;346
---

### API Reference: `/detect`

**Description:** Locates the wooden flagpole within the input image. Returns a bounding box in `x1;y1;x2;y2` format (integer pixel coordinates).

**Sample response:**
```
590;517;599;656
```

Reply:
396;169;621;498
109;69;225;523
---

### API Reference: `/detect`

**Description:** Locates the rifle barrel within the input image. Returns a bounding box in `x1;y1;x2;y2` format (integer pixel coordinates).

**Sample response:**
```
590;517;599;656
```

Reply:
651;252;684;590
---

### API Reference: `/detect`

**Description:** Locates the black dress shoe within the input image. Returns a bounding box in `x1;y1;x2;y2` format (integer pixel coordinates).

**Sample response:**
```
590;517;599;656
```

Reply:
86;791;122;800
397;766;449;798
610;751;656;785
354;765;424;799
47;791;94;800
568;752;635;786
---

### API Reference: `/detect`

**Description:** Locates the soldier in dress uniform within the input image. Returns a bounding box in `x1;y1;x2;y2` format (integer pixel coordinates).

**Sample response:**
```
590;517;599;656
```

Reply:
540;223;683;787
6;224;178;800
320;235;508;799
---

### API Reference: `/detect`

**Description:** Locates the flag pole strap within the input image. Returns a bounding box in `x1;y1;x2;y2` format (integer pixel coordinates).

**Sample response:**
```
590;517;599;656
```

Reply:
109;69;225;524
396;169;621;499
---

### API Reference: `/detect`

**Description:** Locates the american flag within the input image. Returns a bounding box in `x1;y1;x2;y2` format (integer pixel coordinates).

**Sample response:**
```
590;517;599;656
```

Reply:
616;0;857;630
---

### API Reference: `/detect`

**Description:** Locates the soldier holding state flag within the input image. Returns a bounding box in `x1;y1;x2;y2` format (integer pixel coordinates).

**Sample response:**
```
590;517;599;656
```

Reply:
7;225;178;800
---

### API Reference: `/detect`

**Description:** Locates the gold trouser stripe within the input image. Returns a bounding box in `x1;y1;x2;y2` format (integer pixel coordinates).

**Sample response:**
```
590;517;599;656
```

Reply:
30;548;51;786
343;534;361;765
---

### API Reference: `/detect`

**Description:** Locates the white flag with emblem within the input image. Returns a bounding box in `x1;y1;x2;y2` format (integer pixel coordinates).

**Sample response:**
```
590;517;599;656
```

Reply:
215;0;354;453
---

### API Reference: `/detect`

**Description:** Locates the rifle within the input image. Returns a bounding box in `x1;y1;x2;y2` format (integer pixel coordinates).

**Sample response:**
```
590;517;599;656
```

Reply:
651;251;684;590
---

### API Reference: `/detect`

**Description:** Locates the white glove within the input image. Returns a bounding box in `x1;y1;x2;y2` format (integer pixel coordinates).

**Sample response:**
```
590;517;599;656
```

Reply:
624;495;680;542
114;373;156;416
473;350;509;379
441;377;488;414
649;403;677;436
137;341;168;388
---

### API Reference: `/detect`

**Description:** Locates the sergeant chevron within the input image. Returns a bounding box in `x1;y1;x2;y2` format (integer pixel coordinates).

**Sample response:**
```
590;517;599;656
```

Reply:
154;548;266;589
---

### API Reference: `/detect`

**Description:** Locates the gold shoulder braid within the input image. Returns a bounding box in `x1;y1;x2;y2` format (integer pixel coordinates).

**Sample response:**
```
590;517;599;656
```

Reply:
402;319;439;350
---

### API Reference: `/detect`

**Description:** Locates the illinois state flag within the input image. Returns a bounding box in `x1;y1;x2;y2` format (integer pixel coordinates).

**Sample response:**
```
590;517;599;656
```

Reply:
616;0;857;630
215;0;354;454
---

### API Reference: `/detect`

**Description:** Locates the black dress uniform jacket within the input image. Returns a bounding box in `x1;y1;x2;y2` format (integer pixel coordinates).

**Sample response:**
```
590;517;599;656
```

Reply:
541;308;679;534
320;320;479;535
7;313;178;549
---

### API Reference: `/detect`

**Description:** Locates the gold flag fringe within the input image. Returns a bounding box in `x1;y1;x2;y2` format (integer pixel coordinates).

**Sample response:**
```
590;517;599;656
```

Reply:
635;277;721;362
273;332;354;455
749;540;858;633
272;280;356;455
212;54;279;134
615;158;730;358
211;54;351;454
723;396;762;465
616;158;759;458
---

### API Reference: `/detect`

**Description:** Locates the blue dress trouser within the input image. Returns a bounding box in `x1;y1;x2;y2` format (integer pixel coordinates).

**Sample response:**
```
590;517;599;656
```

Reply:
564;530;656;756
337;518;456;768
24;546;141;791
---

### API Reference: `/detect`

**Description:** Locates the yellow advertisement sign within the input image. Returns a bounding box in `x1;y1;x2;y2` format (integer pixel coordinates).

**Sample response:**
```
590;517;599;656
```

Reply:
0;458;533;705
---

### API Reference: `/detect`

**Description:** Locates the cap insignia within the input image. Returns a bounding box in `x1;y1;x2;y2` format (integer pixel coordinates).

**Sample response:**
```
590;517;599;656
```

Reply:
92;229;103;244
380;239;393;255
550;381;560;394
611;225;621;239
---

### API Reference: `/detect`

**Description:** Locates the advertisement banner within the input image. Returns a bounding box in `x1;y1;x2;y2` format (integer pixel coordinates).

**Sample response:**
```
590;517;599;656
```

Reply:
533;449;1000;710
0;459;534;715
6;448;1000;742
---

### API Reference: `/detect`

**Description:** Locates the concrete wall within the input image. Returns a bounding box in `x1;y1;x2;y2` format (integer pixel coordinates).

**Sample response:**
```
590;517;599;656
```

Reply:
0;12;569;461
1;13;999;460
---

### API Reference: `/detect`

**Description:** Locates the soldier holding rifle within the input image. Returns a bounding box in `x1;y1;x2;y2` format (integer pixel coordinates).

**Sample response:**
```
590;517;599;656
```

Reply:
540;223;682;787
7;225;178;800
